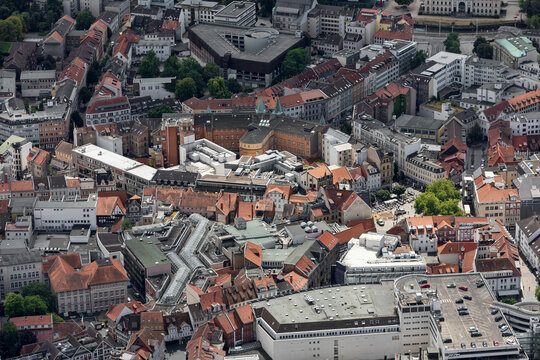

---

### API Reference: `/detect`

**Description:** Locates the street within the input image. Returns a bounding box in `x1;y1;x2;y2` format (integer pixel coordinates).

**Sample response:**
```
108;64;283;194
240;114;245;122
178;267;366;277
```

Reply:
467;145;485;172
519;256;539;302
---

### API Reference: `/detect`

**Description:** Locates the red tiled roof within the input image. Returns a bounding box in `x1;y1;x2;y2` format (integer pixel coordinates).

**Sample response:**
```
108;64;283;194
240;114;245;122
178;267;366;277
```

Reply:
97;196;126;216
10;180;33;192
42;253;81;275
264;184;293;200
317;231;339;251
374;29;413;41
295;256;316;277
242;242;262;267
11;314;52;328
86;96;129;114
282;272;308;291
335;219;375;244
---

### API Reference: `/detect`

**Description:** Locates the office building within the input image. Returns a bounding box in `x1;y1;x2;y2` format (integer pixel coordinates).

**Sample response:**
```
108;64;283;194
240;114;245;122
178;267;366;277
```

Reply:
33;195;98;231
0;250;43;300
214;1;256;27
494;37;537;69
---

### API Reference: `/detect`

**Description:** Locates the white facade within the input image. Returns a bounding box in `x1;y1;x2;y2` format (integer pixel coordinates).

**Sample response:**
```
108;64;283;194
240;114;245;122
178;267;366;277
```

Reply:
0;70;16;95
20;70;56;98
135;40;172;62
322;128;350;166
214;1;256;27
33;196;98;231
509;112;540;136
138;0;174;8
424;52;469;94
96;134;123;155
80;0;103;17
0;251;43;300
134;77;175;100
515;218;540;271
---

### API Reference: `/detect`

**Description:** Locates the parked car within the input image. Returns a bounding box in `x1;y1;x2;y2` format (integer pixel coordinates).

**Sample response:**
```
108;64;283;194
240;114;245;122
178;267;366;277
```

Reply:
377;219;385;226
493;340;499;346
469;327;478;333
470;342;476;348
447;283;456;288
463;295;472;300
459;286;468;291
461;343;466;349
500;325;509;332
498;323;506;328
455;299;464;304
443;338;452;343
491;309;499;315
420;283;431;288
457;306;468;311
502;331;512;337
459;311;470;316
482;341;488;347
471;332;482;337
495;315;503;322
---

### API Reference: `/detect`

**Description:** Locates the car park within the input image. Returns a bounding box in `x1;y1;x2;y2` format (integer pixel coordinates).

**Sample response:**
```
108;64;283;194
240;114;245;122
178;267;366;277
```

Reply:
447;283;456;288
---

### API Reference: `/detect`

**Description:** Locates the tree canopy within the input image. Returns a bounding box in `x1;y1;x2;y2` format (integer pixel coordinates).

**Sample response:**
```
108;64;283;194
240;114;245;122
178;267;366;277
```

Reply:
138;51;160;78
0;321;19;358
411;50;427;69
414;179;463;216
519;0;540;17
21;282;55;312
473;37;493;59
395;0;413;6
281;48;308;79
148;105;173;118
444;32;461;54
175;77;197;101
392;185;406;197
75;8;95;30
208;77;232;98
376;189;391;201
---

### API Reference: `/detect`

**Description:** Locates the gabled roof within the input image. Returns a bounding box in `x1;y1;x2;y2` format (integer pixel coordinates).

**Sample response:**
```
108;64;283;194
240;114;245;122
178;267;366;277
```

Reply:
317;231;339;251
242;241;262;267
97;196;126;216
11;314;52;328
307;164;332;179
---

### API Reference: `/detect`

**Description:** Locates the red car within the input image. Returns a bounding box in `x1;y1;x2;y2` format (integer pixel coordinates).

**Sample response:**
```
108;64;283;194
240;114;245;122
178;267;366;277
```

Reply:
493;340;499;346
420;283;430;288
459;286;468;291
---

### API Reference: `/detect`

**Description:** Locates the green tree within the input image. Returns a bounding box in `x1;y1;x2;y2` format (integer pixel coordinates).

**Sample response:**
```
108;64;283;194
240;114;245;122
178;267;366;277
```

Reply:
17;329;37;349
71;110;84;128
527;15;540;29
207;76;232;98
161;55;180;78
227;79;242;93
122;217;133;230
4;292;24;317
78;87;93;104
202;62;220;82
411;50;427;69
178;57;202;76
340;121;352;134
86;61;101;85
0;322;19;358
281;48;308;78
138;50;160;78
175;77;197;101
393;94;407;118
75;8;95;30
244;86;253;93
186;70;205;95
444;32;461;54
23;295;47;315
147;105;173;118
501;298;517;305
392;185;406;197
536;286;540;301
466;122;484;145
376;189;391;201
51;313;64;322
473;37;493;59
414;179;462;215
21;282;54;312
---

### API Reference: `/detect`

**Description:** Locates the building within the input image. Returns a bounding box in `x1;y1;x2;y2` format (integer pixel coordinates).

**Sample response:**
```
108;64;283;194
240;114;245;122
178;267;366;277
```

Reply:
0;135;32;180
3;43;37;76
42;16;75;59
394;114;447;144
0;69;16;97
123;236;171;296
80;0;103;17
0;250;43;300
33;195;98;231
188;24;306;87
176;0;220;25
272;0;317;31
322;128;351;166
10;315;53;343
134;77;175;100
413;52;469;96
353;116;421;170
513;175;540;219
85;96;131;126
494;37;537;69
463;56;513;88
73;144;157;195
134;33;174;62
473;173;521;229
420;0;502;16
516;216;540;271
48;256;128;315
214;1;256;27
20;70;56;98
336;233;425;284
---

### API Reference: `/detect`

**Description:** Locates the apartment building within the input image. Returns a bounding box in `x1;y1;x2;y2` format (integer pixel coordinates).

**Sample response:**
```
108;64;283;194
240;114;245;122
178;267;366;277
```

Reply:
10;315;53;343
214;1;256;27
412;52;469;96
463;56;513;88
134;33;174;62
48;256;128;315
405;152;446;186
85;96;131;126
0;250;43;300
272;0;317;31
353;116;421;170
515;216;540;271
20;70;56;98
176;0;220;25
394;114;447;144
473;173;520;229
0;135;32;181
33;195;98;231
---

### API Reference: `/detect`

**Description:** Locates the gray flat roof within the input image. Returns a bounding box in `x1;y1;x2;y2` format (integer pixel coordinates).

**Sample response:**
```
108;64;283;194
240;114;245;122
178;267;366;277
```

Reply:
189;23;303;63
395;274;518;351
253;281;397;332
216;1;255;17
395;114;447;131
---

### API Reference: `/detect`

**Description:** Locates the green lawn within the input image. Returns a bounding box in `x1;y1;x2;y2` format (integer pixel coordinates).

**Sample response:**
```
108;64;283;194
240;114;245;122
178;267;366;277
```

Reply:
0;42;12;54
